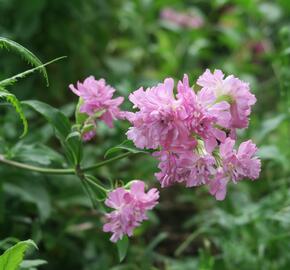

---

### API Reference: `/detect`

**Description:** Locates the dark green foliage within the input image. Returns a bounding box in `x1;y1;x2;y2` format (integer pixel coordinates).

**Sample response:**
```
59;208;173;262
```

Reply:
0;0;290;269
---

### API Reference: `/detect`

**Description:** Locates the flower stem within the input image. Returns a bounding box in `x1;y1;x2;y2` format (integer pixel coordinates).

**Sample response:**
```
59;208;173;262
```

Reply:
0;154;73;174
82;152;131;172
0;152;132;175
75;165;97;209
84;175;109;193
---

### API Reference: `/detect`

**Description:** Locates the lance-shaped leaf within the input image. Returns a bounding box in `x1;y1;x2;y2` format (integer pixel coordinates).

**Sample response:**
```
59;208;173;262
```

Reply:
116;236;129;262
0;239;37;270
22;100;82;165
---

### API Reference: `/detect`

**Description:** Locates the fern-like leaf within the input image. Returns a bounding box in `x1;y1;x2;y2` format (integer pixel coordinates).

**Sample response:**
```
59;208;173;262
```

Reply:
0;56;66;88
0;37;49;86
0;87;28;138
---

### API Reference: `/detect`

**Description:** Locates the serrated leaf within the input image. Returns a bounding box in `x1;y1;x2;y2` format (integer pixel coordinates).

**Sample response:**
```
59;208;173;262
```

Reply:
0;56;66;88
0;88;28;138
116;236;129;262
0;37;49;86
105;140;148;158
0;240;37;270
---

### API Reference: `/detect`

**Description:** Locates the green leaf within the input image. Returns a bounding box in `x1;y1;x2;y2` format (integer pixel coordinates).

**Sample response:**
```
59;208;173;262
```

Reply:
0;238;19;251
116;236;129;262
75;98;87;126
12;143;65;166
0;88;28;138
256;114;286;142
22;100;71;140
4;177;52;221
105;140;148;158
0;179;3;224
84;175;107;202
0;56;66;88
20;259;47;269
22;100;82;165
0;240;37;270
145;232;168;254
257;145;288;168
65;131;83;165
0;37;49;86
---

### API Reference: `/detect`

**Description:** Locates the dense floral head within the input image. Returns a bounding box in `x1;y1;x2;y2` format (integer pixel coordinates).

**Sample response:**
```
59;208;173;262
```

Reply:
69;76;124;128
197;69;256;129
103;180;159;242
126;78;191;150
126;74;234;152
154;149;216;188
177;74;230;152
126;71;260;201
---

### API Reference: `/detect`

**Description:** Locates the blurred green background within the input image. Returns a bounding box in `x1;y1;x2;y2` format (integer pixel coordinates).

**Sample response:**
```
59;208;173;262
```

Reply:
1;0;290;269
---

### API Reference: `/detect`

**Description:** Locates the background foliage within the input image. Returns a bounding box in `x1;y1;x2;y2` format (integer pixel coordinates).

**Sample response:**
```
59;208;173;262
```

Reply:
0;0;290;269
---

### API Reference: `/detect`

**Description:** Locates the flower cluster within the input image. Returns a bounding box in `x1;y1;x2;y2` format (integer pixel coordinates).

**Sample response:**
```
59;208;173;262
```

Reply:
69;70;261;242
103;180;159;242
69;76;124;140
126;70;261;200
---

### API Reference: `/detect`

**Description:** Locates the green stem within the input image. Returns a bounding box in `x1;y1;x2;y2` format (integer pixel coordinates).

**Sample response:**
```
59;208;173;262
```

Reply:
75;165;97;209
0;154;73;174
82;152;131;172
0;152;132;175
84;175;109;193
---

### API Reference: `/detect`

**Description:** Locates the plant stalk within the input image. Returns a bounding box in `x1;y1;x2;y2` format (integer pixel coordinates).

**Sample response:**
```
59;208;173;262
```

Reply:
0;152;132;175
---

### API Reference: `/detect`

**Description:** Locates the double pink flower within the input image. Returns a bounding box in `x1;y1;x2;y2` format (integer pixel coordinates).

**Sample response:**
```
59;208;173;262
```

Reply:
103;181;159;242
126;70;261;200
69;76;124;140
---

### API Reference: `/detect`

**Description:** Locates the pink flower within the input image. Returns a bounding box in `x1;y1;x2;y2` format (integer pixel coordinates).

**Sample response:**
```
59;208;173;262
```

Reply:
103;180;159;242
219;138;261;182
69;76;124;128
153;150;184;187
208;138;261;200
197;69;256;129
82;130;96;141
153;149;215;188
183;152;216;187
125;72;260;201
209;171;228;201
160;8;204;29
126;78;190;150
177;74;230;152
236;140;261;179
126;75;230;151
